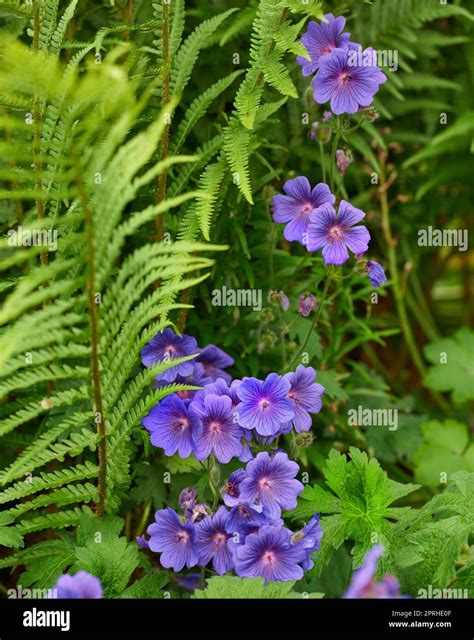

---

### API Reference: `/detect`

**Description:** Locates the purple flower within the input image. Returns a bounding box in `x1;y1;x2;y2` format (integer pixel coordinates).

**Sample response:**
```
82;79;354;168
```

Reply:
193;377;241;410
306;200;371;265
296;14;352;77
239;451;304;517
179;487;197;519
291;515;323;570
344;545;405;598
221;468;247;507
235;373;296;437
197;344;234;384
196;507;234;575
233;526;305;583
336;148;352;175
52;571;103;599
365;260;387;288
272;177;335;245
268;290;290;311
225;503;271;540
141;328;199;382
136;534;150;549
312;47;387;115
322;110;332;123
190;394;244;463
298;293;317;317
147;508;199;571
154;362;212;400
284;365;325;432
142;395;201;458
174;573;201;591
188;503;211;524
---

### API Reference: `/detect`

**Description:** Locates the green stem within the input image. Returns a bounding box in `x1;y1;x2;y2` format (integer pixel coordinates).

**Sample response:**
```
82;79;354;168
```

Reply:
74;156;107;517
379;163;449;411
285;275;332;372
318;141;326;183
329;131;342;193
155;0;170;242
135;500;152;537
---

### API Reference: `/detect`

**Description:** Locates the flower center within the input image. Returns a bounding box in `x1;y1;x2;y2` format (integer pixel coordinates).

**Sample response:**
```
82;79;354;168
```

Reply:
175;418;189;431
320;45;334;55
258;477;273;490
208;420;222;434
224;481;239;499
262;550;276;565
165;345;177;356
238;505;251;518
328;224;344;240
339;72;352;85
214;532;227;547
299;203;314;216
176;531;189;544
259;398;270;410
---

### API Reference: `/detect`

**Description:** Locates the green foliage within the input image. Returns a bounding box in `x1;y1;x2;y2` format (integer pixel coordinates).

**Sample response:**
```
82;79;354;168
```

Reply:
423;329;474;403
390;472;474;594
120;572;170;599
291;448;419;568
413;420;474;488
194;576;323;599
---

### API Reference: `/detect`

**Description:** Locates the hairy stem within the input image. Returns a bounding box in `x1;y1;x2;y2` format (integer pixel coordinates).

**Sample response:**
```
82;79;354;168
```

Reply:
378;157;449;411
33;2;47;268
155;0;170;242
74;157;107;517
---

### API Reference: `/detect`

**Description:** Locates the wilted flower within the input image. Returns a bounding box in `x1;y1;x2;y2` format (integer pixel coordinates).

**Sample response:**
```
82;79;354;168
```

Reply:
179;487;198;519
365;260;387;288
268;290;290;311
335;148;352;175
298;293;317;317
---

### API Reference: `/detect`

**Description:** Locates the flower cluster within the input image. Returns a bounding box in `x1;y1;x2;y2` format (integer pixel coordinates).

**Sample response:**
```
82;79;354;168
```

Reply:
297;13;387;115
272;176;372;267
344;545;406;598
142;330;325;463
141;452;322;583
139;329;325;583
